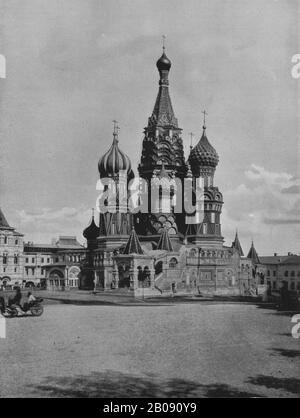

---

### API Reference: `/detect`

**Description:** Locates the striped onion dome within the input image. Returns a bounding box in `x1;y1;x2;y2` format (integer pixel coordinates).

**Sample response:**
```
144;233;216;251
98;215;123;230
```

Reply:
189;126;219;169
98;133;133;178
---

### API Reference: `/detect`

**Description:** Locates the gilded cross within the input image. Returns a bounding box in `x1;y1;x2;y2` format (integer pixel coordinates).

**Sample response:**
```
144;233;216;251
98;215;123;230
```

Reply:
112;120;120;137
162;35;166;51
202;110;208;127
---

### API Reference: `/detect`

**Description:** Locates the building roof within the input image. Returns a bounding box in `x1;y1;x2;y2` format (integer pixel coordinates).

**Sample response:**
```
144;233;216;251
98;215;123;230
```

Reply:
260;255;300;266
123;228;144;255
24;236;83;253
247;241;260;264
157;227;173;252
56;236;83;248
231;231;244;256
0;207;13;230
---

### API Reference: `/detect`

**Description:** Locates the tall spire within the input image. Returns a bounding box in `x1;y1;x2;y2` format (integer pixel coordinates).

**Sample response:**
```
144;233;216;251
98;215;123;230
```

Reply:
148;40;178;130
157;227;173;252
232;230;244;256
247;241;260;264
0;207;12;230
123;227;144;255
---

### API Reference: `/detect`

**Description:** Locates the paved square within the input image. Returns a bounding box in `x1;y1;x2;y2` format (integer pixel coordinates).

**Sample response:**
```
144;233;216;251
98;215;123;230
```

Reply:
0;302;299;398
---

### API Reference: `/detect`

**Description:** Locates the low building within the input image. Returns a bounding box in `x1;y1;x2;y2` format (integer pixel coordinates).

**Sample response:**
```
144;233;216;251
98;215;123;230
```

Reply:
260;253;300;292
24;236;85;290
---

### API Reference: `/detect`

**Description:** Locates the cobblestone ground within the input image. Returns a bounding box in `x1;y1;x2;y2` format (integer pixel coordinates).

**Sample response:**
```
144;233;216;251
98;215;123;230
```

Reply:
0;302;299;398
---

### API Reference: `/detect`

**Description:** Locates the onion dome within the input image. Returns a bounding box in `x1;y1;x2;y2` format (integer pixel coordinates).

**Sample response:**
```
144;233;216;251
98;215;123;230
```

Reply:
156;52;171;72
83;212;99;240
189;126;219;169
98;130;133;179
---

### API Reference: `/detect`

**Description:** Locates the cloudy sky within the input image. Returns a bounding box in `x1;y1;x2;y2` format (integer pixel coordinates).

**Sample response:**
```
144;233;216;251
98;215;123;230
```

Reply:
0;0;299;255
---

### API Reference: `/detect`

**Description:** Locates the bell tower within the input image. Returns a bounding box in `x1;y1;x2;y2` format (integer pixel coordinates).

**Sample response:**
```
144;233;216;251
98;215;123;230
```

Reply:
136;41;186;239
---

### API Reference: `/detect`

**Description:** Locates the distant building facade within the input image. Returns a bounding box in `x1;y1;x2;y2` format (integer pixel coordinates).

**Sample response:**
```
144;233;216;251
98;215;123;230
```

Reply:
260;254;300;292
0;206;84;290
24;236;84;290
0;208;24;288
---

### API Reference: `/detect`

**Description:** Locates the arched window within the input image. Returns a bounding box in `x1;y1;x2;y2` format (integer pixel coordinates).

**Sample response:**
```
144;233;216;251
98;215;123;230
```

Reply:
284;271;289;277
155;261;163;276
291;271;295;277
137;266;143;282
189;249;197;258
169;258;178;268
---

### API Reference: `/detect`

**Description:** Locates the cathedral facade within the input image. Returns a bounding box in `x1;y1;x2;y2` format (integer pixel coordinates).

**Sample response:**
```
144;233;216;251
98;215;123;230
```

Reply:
80;48;245;297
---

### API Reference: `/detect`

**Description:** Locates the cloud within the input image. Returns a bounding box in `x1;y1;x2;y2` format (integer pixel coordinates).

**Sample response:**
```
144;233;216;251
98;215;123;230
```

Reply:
281;185;300;194
222;164;299;254
15;206;91;244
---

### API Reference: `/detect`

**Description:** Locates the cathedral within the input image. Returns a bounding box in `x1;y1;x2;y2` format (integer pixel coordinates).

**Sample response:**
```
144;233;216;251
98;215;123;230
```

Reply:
80;46;245;297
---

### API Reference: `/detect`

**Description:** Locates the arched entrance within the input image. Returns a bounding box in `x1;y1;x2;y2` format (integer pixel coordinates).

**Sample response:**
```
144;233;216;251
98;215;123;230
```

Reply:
68;266;80;288
155;261;163;276
118;264;131;288
1;276;11;289
138;266;151;288
49;269;65;290
25;281;35;288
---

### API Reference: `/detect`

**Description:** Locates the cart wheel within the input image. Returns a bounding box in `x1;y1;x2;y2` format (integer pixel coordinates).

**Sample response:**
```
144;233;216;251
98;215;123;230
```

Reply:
11;308;18;317
30;305;44;317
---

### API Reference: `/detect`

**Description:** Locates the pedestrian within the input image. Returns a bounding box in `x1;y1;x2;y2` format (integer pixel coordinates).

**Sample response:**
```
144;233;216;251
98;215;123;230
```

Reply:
0;291;6;314
8;287;22;308
23;292;36;312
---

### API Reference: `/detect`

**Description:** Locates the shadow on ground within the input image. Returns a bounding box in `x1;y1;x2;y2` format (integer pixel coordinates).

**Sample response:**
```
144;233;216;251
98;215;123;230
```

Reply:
247;375;300;396
32;370;263;398
270;348;300;358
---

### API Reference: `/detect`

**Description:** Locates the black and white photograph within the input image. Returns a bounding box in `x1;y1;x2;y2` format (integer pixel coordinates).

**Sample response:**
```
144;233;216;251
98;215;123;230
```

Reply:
0;0;299;401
